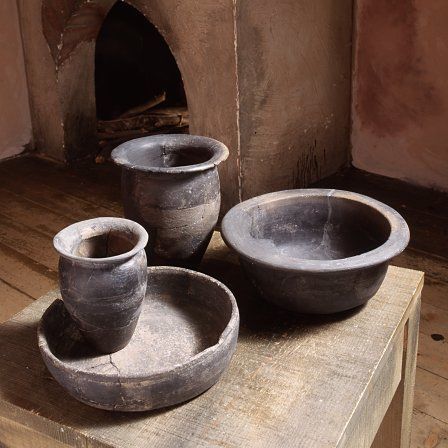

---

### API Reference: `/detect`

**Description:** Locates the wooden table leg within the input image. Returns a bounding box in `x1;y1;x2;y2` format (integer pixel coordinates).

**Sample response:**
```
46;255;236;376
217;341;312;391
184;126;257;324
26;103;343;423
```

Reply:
372;295;421;448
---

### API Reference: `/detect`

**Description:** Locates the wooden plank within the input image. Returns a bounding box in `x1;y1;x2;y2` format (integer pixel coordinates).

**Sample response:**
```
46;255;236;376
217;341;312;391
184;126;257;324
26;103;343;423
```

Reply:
0;257;423;447
0;156;121;215
0;279;34;323
372;294;421;448
343;326;404;448
414;368;448;425
418;333;448;381
0;242;56;300
372;380;404;448
0;415;71;448
420;282;448;314
0;176;120;222
401;296;421;448
97;106;189;132
0;187;73;237
0;212;58;270
411;409;448;448
394;250;448;312
420;302;448;341
394;250;448;288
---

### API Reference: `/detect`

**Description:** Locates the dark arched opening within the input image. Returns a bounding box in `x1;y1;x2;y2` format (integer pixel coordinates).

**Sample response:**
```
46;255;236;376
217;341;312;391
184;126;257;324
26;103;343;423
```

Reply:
95;2;188;152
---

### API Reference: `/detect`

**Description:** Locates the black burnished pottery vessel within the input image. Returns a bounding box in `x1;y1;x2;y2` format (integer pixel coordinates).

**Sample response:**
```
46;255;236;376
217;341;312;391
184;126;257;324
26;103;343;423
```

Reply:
111;135;229;268
38;267;240;412
53;217;148;353
222;189;410;314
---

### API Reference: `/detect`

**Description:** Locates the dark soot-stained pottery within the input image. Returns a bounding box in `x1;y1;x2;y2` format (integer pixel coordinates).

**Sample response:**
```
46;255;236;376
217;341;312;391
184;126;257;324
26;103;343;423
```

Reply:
53;217;148;354
222;189;410;314
38;267;240;412
111;134;229;268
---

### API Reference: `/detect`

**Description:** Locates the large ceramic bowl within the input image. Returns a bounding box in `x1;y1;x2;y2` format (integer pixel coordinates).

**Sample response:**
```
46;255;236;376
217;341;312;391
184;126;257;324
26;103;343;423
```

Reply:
221;189;410;314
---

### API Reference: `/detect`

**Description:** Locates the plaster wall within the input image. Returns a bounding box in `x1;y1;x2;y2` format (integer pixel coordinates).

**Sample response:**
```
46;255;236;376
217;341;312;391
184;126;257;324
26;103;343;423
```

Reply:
0;0;32;160
352;0;448;191
237;0;353;200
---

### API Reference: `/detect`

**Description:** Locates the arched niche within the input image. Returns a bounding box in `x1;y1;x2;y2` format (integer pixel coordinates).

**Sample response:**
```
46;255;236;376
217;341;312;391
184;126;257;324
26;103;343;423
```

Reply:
95;2;187;122
42;0;190;161
20;0;240;211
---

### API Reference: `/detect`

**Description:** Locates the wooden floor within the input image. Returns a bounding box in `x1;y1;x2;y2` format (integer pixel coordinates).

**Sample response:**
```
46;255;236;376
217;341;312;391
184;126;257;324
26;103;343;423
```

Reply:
0;155;447;447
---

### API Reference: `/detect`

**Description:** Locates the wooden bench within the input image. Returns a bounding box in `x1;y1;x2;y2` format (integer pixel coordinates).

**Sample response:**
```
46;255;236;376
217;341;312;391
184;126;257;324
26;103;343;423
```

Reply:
0;234;423;447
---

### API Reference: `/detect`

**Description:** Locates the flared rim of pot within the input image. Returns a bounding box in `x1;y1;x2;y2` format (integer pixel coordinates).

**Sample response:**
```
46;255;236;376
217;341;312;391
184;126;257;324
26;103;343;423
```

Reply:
38;266;239;383
221;189;410;273
110;134;229;174
53;217;148;264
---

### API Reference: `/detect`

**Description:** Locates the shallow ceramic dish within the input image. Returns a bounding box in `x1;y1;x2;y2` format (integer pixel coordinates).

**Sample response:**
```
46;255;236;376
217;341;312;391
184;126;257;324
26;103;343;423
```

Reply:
38;267;239;411
221;189;409;314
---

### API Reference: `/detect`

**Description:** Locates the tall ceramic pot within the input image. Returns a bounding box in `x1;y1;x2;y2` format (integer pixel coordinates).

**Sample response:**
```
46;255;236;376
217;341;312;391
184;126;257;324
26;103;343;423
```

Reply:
53;217;148;354
111;135;229;268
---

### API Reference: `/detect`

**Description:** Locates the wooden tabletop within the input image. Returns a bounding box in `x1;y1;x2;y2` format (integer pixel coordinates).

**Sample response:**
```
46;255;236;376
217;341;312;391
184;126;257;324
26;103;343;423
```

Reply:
0;233;423;448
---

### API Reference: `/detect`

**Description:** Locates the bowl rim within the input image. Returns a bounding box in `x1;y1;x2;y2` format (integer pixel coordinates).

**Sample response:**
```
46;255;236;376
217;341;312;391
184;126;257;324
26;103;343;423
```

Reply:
53;217;148;264
111;134;229;174
37;266;240;383
221;189;410;273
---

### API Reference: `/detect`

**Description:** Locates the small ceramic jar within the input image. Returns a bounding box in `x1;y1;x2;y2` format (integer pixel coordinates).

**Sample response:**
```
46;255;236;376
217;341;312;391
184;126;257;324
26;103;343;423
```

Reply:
53;217;148;353
111;134;229;268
